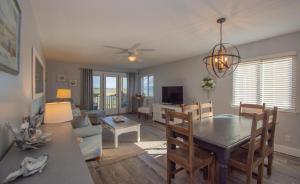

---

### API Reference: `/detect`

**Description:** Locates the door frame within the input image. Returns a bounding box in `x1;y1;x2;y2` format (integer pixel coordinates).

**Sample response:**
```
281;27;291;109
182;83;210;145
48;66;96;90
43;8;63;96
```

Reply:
93;71;128;115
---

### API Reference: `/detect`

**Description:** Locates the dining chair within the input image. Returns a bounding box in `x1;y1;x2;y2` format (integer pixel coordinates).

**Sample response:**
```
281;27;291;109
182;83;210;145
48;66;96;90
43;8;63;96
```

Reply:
241;106;278;176
200;101;213;119
239;102;266;118
166;111;215;184
181;103;201;121
229;111;270;184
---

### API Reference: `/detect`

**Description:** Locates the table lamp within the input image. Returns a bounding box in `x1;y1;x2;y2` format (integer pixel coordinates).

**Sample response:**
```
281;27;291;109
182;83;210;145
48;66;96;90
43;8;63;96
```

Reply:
44;102;73;124
56;88;71;100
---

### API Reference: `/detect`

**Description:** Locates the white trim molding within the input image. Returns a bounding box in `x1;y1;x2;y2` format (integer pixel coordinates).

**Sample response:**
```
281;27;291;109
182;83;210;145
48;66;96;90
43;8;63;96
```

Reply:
275;144;300;158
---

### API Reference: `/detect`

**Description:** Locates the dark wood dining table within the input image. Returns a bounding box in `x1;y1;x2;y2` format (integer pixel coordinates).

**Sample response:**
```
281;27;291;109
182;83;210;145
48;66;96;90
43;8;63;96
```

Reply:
193;114;254;184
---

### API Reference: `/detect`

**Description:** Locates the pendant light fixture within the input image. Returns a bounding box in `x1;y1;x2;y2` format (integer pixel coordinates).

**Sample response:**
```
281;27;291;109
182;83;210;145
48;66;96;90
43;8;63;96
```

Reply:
203;18;241;78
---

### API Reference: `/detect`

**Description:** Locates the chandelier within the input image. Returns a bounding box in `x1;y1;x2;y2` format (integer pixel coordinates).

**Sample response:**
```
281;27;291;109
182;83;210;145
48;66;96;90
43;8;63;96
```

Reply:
203;18;241;78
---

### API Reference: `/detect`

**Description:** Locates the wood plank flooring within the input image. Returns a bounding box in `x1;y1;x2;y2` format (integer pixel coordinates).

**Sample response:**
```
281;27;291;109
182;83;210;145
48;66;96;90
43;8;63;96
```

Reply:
87;115;300;184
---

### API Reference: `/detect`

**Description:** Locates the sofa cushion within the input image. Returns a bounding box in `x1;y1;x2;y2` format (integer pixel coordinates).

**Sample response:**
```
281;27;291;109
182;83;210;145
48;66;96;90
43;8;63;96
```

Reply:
79;134;102;160
71;115;91;128
73;125;102;138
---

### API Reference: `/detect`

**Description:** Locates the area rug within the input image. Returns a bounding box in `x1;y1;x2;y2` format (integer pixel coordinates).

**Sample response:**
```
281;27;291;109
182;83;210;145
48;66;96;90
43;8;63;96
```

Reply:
98;121;166;166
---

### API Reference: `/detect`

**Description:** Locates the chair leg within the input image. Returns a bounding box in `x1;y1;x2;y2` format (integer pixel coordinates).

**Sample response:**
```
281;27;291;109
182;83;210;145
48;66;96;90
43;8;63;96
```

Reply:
202;167;208;180
208;161;215;184
167;159;172;184
257;163;264;184
189;170;194;184
246;170;252;184
267;153;274;176
95;156;100;161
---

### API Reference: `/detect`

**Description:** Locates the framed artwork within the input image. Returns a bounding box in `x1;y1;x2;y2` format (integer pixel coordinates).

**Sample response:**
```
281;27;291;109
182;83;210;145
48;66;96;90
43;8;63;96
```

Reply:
69;80;77;87
57;74;66;82
32;48;45;99
0;0;21;75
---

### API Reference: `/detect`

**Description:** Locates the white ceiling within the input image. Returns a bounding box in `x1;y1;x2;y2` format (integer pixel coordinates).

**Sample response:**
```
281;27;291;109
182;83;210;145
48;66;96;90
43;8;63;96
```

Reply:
30;0;300;69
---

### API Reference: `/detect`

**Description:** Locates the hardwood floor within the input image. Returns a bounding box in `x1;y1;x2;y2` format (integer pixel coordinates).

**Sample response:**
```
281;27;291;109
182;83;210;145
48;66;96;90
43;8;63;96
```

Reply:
87;115;300;184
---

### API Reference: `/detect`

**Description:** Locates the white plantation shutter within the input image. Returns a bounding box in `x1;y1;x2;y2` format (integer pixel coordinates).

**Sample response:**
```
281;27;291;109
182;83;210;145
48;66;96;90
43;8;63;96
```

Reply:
233;56;296;111
233;62;260;105
261;57;296;110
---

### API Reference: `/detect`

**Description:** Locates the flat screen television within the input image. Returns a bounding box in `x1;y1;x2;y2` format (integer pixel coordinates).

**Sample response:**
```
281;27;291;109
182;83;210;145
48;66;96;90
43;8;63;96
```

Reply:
162;86;183;105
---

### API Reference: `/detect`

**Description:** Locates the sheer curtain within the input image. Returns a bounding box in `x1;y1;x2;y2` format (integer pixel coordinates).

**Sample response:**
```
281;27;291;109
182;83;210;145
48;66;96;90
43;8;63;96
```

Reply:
80;68;93;110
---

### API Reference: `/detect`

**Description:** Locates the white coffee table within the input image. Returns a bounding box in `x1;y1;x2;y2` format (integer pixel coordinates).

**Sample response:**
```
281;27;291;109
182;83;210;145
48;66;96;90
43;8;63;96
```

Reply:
101;116;141;148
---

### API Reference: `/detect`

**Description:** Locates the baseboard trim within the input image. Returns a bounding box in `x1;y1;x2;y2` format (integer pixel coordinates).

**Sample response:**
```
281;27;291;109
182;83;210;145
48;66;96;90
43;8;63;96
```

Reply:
274;144;300;158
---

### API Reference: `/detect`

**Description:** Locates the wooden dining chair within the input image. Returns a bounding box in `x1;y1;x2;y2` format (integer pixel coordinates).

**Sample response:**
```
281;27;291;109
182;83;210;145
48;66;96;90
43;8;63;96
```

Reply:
166;111;215;184
229;111;270;184
181;103;201;121
241;106;278;176
239;102;266;118
200;101;213;119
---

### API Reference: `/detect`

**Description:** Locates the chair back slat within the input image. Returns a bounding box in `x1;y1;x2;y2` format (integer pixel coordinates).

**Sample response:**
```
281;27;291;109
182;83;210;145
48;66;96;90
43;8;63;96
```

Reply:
200;101;213;119
181;104;200;121
239;102;265;118
168;137;189;149
166;111;194;168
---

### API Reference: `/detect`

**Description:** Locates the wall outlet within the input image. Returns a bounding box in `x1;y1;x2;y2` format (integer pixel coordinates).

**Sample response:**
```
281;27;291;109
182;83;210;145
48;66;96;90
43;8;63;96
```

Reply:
284;135;291;142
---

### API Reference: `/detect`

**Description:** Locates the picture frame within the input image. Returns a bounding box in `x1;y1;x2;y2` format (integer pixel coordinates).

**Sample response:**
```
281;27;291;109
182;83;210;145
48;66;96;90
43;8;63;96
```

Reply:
0;0;21;75
32;48;45;99
69;80;77;87
57;74;66;82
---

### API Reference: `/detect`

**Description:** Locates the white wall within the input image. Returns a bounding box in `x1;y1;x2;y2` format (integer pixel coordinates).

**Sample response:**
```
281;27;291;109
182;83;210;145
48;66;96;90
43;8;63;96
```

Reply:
46;61;136;105
0;0;45;158
140;31;300;154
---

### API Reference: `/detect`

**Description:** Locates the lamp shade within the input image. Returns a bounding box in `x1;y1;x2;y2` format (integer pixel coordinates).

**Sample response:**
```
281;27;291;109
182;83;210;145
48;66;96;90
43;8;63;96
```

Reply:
44;102;73;124
56;89;71;99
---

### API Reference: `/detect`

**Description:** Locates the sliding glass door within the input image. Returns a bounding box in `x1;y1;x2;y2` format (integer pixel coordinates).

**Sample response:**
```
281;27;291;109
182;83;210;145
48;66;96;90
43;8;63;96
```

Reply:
104;74;118;114
93;71;128;115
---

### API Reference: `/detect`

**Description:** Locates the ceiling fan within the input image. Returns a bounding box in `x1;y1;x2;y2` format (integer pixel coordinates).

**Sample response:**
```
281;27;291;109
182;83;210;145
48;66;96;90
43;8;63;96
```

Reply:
104;43;154;62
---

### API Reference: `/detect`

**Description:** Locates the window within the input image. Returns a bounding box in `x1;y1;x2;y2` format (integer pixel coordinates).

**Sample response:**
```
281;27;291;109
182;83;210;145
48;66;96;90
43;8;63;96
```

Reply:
233;56;296;111
141;75;154;96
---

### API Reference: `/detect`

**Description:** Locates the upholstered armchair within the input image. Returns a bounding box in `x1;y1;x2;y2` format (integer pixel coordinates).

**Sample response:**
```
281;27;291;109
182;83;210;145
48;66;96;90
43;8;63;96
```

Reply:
71;107;105;161
73;125;102;161
137;97;153;120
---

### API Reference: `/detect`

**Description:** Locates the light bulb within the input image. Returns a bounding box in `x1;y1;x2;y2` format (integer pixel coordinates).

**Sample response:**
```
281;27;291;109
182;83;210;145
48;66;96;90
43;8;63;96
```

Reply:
128;55;137;62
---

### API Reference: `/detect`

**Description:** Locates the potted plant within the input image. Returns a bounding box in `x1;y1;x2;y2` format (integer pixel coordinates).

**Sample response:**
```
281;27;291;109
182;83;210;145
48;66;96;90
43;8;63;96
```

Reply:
201;77;216;99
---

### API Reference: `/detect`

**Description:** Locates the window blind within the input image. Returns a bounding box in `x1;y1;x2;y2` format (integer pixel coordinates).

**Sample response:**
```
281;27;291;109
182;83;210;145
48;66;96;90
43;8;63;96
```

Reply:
232;56;296;111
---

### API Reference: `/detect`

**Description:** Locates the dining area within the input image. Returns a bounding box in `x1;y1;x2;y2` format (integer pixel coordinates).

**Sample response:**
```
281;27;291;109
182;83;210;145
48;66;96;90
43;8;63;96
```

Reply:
165;101;278;184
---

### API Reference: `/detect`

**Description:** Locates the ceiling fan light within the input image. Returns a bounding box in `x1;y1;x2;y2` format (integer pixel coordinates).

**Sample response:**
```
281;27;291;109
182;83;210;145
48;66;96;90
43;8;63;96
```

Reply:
128;55;137;62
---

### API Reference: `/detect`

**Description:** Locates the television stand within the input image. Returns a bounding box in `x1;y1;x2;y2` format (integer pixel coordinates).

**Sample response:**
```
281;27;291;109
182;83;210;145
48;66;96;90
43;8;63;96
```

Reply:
152;103;183;124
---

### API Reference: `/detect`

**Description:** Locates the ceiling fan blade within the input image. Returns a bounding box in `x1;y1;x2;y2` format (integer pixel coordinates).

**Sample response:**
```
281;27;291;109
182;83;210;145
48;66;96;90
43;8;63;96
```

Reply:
137;49;155;52
130;43;141;50
136;57;143;63
115;51;128;54
104;45;128;51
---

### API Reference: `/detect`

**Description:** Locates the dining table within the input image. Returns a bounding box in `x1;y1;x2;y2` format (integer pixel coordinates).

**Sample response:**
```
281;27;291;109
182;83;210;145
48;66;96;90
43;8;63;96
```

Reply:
192;114;254;184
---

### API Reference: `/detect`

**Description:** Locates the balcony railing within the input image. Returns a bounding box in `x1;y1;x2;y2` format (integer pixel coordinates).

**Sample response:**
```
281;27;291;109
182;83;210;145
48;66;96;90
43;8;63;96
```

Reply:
93;94;117;110
106;94;117;109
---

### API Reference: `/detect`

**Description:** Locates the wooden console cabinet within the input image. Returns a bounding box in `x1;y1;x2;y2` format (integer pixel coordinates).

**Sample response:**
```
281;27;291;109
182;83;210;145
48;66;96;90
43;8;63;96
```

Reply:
152;103;183;124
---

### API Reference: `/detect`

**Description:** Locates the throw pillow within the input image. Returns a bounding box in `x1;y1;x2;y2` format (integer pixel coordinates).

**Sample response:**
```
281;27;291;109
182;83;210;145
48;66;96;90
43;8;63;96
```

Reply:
71;115;90;128
72;108;81;117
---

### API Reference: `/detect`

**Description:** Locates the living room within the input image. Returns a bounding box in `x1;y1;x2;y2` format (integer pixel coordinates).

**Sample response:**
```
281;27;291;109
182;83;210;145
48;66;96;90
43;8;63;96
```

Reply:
0;0;300;184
